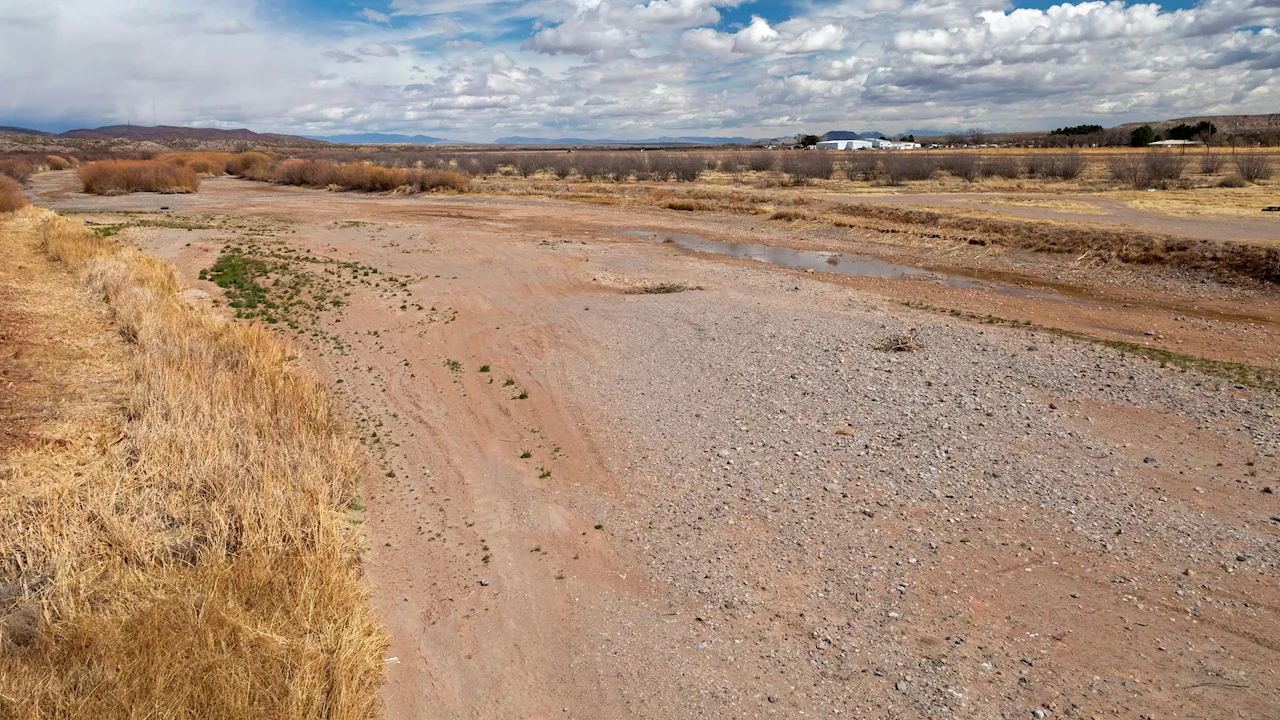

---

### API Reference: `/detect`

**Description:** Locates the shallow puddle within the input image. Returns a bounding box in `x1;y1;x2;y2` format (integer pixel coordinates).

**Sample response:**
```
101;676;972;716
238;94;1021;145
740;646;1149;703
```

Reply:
623;229;1102;306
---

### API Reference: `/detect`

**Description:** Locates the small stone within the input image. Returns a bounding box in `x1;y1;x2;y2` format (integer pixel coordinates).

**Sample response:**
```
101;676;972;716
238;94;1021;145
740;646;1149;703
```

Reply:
1143;457;1157;464
895;681;907;691
768;695;777;703
1022;658;1035;667
479;579;490;586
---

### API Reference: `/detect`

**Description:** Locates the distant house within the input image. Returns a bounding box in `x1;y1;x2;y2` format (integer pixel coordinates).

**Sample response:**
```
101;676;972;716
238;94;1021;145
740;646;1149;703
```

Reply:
1148;139;1200;147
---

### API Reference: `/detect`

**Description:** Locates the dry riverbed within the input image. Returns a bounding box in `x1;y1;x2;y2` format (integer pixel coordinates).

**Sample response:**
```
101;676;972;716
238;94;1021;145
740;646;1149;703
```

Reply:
33;175;1280;719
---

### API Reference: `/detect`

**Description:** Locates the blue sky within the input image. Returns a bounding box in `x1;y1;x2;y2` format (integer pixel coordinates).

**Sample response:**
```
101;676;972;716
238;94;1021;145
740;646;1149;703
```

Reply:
1;0;1276;140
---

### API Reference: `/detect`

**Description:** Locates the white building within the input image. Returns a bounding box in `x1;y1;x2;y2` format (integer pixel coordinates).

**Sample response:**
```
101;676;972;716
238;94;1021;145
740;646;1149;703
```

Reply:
1148;139;1200;147
815;139;874;150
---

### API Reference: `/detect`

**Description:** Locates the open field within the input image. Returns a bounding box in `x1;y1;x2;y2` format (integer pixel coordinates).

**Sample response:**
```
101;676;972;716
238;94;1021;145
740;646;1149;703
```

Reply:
14;166;1279;718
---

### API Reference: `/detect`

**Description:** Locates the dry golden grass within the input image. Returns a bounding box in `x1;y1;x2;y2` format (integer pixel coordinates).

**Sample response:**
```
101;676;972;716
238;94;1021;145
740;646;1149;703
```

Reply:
1115;184;1280;219
0;176;26;212
0;208;386;719
78;160;201;195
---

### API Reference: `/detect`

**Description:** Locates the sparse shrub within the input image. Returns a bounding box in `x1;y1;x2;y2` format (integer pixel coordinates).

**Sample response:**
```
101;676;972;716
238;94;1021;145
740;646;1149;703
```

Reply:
981;155;1021;179
744;152;776;172
880;154;936;185
845;152;880;181
1199;152;1226;174
1025;152;1085;180
1143;150;1188;184
662;199;711;211
262;159;470;193
1107;153;1150;188
779;151;835;185
78;160;201;195
647;153;703;182
1217;174;1248;188
44;155;72;171
0;175;27;211
938;153;979;182
1235;152;1273;183
875;331;922;352
769;209;811;221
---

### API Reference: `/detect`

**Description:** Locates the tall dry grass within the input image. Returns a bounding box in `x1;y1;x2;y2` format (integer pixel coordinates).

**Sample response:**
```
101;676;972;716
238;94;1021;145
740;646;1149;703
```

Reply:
0;208;386;718
267;158;470;193
0;176;26;212
78;160;201;195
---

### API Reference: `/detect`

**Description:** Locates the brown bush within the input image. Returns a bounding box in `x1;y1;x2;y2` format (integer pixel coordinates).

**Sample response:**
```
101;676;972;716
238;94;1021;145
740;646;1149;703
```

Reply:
264;158;469;193
880;154;936;184
1235;152;1273;183
78;160;201;195
0;156;37;183
0;175;27;212
226;151;273;178
981;155;1022;179
158;152;233;176
938;153;979;181
779;151;835;185
1025;152;1085;180
1217;174;1248;188
1199;151;1226;174
44;155;72;171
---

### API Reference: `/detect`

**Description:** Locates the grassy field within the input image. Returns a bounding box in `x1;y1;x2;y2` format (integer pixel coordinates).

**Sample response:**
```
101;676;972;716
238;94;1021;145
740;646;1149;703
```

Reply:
0;207;386;718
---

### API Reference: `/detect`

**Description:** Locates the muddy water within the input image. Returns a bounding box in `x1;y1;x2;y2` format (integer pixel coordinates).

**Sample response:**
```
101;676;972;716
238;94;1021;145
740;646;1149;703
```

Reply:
624;230;1104;306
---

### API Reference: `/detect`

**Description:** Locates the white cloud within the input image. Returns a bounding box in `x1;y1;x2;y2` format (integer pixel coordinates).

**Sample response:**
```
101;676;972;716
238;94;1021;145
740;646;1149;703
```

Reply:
0;0;1276;140
357;43;401;57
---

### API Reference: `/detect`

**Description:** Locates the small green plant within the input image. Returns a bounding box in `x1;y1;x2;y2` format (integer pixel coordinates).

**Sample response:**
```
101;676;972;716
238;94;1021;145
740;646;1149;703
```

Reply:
479;365;491;373
520;450;532;459
516;390;529;400
482;554;491;564
539;467;551;479
503;378;516;387
594;524;603;530
444;359;462;372
530;545;541;553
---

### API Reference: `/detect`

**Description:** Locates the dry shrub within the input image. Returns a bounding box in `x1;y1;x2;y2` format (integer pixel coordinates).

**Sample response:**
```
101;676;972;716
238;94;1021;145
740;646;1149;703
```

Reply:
0;175;27;212
845;152;880;181
769;209;811;221
1217;174;1248;188
647;153;704;182
938;153;979;182
158;152;233;176
1024;152;1085;180
876;331;922;352
1235;152;1273;183
1199;152;1226;174
744;152;777;173
1144;150;1188;184
834;203;1280;284
663;198;712;211
78;160;201;195
265;159;469;193
44;155;72;171
0;208;387;718
779;151;835;185
880;154;936;184
226;151;273;178
1106;153;1150;188
981;155;1022;179
0;157;37;183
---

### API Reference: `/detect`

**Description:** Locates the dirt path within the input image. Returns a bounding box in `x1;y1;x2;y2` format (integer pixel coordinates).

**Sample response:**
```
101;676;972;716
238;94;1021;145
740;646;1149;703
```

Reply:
29;176;1280;718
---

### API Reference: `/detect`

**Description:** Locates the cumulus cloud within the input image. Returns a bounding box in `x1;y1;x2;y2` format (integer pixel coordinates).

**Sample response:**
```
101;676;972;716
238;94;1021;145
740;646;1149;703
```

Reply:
0;0;1276;140
357;44;400;57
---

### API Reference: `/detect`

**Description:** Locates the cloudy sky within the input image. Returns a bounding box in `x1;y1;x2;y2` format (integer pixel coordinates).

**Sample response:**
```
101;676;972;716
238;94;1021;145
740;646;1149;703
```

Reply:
1;0;1276;140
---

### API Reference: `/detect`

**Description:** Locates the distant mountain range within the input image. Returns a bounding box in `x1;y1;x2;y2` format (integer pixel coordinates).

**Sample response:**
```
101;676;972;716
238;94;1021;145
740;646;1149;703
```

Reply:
0;124;313;143
493;135;768;146
820;130;888;141
308;132;451;145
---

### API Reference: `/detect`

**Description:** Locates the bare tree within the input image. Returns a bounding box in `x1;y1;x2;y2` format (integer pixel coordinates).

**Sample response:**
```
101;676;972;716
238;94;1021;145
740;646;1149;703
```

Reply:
965;128;987;146
943;132;964;147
